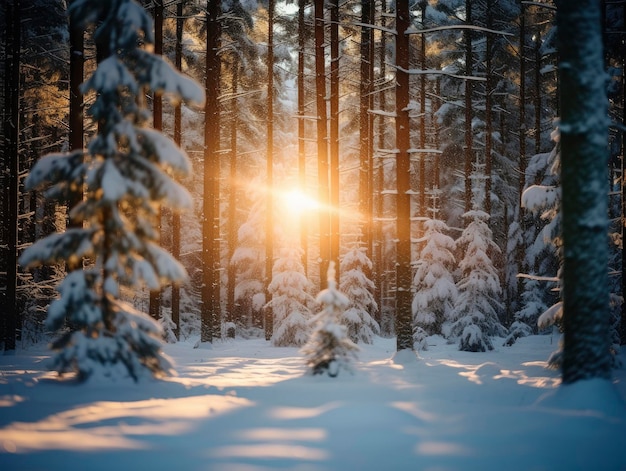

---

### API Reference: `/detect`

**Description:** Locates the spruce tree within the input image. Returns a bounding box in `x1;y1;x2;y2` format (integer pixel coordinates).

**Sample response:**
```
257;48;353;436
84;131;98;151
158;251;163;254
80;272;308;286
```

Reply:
449;210;507;351
267;246;315;347
412;218;458;340
339;247;380;344
19;0;203;381
302;262;359;377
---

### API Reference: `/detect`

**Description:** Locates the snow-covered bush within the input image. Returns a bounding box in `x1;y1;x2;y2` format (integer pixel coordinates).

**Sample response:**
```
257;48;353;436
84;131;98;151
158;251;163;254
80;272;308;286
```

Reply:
448;210;507;352
339;247;380;344
19;0;203;381
302;262;359;377
267;246;315;347
412;218;458;339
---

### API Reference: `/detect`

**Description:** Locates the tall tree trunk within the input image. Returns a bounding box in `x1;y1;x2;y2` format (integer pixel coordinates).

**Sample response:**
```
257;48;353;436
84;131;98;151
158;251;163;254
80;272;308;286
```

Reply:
315;0;330;289
395;0;413;352
484;0;493;216
534;28;542;155
1;0;20;353
556;0;612;383
330;0;340;281
622;14;626;346
265;0;275;340
202;0;221;343
464;0;474;212
171;0;184;341
68;1;84;238
359;0;372;257
374;0;388;329
149;0;164;321
298;0;308;273
419;1;427;218
227;62;238;338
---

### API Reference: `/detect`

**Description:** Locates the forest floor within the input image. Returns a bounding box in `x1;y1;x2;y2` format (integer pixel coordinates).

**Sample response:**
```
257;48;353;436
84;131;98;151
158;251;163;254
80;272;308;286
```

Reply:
0;334;625;471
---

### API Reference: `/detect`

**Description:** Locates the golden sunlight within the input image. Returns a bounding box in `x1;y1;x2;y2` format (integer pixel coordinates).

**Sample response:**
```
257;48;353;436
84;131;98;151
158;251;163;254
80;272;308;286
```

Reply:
280;188;321;215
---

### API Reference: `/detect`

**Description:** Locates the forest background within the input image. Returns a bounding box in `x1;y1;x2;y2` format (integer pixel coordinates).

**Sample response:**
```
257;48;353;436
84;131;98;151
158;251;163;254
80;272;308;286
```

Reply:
0;0;625;374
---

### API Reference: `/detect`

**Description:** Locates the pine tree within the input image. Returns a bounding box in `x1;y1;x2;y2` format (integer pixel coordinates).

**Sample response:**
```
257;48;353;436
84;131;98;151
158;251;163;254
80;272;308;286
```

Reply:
302;262;359;377
449;210;507;351
19;0;203;381
267;246;315;347
412;218;458;339
339;247;380;344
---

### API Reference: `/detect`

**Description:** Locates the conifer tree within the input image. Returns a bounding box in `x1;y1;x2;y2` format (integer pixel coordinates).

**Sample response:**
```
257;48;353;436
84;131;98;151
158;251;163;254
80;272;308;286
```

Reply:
267;246;315;347
19;0;203;381
412;218;458;339
339;247;380;344
449;210;507;351
302;262;359;377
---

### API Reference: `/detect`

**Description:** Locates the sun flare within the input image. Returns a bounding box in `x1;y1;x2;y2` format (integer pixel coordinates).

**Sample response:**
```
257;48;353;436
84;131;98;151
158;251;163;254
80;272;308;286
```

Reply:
281;189;321;214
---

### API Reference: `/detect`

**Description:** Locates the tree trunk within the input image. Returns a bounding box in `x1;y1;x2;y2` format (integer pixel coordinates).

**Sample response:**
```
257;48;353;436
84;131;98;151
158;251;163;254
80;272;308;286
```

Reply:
484;0;493;216
464;0;474;212
374;0;388;329
534;28;542;156
149;0;164;321
557;0;612;383
202;0;221;343
330;0;340;281
395;0;413;352
315;0;330;289
359;0;372;257
1;0;20;353
419;1;427;218
227;61;238;337
265;0;275;340
171;0;184;341
298;0;307;273
68;3;84;236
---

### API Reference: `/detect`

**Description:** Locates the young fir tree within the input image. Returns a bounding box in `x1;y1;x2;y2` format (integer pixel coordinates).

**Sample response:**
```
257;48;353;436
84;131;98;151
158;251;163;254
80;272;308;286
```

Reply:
507;135;562;347
231;200;266;334
19;0;203;381
448;210;507;351
339;247;380;344
412;218;458;343
267;246;315;347
302;262;359;377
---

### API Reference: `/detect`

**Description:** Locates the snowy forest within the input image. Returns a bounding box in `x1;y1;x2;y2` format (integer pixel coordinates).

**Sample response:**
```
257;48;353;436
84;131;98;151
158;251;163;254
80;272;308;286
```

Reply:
1;0;626;468
1;0;626;377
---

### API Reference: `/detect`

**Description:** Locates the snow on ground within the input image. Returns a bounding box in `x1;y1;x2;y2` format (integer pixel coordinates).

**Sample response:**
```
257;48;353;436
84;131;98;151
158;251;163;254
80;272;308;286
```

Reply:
0;334;625;471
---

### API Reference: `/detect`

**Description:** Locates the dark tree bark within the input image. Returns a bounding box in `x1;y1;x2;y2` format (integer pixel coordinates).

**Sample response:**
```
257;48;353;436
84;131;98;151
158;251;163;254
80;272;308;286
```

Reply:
395;0;413;352
484;0;493;216
518;2;527;211
463;0;474;212
202;0;221;343
556;0;612;383
171;0;184;340
359;0;372;257
534;28;542;156
298;0;308;273
419;0;427;218
1;0;21;353
264;0;275;340
374;0;388;328
68;1;84;234
622;13;626;346
227;63;238;338
330;0;340;281
315;0;330;289
149;0;164;321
